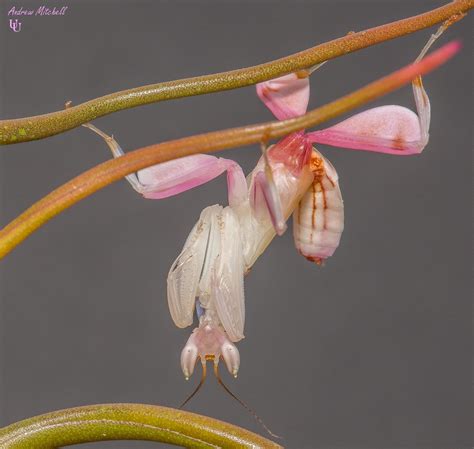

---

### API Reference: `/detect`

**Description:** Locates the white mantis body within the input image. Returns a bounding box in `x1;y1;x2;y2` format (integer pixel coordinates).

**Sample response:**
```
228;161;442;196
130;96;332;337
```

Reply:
84;30;446;383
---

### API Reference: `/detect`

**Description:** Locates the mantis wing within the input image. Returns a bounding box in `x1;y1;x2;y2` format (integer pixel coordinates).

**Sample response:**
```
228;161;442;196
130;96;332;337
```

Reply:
212;207;246;342
167;205;221;328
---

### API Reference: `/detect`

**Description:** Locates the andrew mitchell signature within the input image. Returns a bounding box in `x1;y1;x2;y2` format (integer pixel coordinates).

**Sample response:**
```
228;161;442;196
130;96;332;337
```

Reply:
8;6;69;32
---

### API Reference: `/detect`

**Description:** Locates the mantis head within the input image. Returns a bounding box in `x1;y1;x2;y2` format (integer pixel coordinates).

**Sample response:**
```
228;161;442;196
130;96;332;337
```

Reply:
179;323;279;439
180;323;240;380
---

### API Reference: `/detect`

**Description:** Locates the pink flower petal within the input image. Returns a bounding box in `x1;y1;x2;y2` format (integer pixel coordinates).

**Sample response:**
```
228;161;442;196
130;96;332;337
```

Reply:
256;73;310;120
308;105;424;155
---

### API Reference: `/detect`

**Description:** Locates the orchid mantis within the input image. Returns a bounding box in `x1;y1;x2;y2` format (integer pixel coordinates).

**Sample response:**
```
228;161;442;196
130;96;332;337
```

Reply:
84;30;443;386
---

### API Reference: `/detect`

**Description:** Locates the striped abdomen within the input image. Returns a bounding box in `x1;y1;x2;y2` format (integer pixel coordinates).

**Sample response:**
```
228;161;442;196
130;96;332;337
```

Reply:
293;149;344;264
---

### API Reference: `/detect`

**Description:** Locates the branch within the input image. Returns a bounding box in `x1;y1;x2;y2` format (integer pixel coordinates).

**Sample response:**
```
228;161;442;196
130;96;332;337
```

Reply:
0;42;460;260
0;0;471;145
0;403;282;448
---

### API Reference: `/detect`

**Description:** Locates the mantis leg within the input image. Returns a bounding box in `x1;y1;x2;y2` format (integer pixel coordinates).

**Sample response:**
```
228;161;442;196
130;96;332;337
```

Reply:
83;123;143;192
249;143;287;236
83;123;247;207
307;26;449;155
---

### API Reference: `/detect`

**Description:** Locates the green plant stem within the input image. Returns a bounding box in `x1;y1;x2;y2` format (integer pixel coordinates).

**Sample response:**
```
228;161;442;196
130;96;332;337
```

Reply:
0;403;282;448
0;42;459;260
0;0;471;145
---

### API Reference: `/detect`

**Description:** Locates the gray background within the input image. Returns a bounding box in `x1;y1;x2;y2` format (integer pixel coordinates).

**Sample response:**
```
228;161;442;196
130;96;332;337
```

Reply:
0;1;472;448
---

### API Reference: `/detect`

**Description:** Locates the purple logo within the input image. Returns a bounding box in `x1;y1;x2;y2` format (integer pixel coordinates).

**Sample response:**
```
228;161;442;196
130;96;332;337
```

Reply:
9;18;22;32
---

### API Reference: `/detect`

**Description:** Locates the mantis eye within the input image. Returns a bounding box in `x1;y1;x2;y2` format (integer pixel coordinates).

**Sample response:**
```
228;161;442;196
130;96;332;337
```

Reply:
180;336;199;380
221;341;240;378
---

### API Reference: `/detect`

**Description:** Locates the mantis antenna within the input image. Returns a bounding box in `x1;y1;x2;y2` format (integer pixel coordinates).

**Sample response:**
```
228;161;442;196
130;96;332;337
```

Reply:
213;362;281;440
179;361;207;409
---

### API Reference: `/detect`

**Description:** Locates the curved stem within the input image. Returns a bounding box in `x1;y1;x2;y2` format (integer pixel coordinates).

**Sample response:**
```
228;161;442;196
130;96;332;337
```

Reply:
0;0;471;145
0;403;282;448
0;42;459;259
